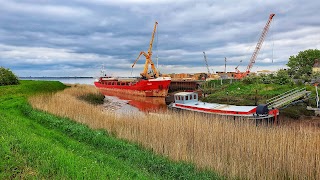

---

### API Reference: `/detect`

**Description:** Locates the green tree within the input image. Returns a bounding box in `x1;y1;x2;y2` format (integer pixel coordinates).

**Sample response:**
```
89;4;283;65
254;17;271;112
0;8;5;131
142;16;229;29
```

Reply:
0;67;19;86
287;49;320;79
274;69;292;85
258;74;273;84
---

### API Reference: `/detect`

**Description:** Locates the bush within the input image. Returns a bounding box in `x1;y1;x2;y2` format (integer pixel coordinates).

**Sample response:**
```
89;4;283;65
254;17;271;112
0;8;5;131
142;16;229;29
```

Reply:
0;67;19;86
258;74;273;84
241;75;259;84
78;93;105;105
274;69;293;85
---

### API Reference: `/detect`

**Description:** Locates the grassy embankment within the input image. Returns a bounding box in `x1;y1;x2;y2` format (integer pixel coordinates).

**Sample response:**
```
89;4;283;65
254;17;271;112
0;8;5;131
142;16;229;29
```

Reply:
0;80;221;179
201;80;315;119
29;83;320;179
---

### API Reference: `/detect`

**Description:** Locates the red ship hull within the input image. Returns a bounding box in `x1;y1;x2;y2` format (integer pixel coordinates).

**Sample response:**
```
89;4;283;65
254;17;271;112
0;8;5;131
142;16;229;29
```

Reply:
94;77;171;97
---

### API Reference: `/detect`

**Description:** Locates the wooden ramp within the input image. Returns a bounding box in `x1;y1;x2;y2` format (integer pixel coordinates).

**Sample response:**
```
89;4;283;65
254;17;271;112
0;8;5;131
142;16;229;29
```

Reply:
266;87;310;108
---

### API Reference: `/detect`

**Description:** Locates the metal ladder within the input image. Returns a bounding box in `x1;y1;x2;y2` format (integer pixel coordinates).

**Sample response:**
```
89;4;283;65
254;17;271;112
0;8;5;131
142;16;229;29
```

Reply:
266;87;310;108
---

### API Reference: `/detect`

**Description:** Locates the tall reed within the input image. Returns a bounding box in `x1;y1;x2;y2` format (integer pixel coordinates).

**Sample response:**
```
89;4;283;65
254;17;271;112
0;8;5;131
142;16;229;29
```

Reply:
29;85;320;179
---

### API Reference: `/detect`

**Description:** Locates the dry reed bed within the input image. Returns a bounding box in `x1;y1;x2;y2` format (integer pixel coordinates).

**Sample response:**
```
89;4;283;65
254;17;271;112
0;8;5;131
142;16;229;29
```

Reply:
29;85;320;179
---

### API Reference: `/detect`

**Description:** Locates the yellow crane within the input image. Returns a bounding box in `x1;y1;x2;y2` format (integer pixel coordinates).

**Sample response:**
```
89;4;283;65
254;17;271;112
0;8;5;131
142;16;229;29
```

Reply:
132;21;159;79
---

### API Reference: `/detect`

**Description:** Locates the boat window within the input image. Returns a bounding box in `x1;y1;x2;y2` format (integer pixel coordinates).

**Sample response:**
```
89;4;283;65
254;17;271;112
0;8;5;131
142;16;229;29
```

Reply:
186;96;188;100
194;94;197;99
190;95;192;100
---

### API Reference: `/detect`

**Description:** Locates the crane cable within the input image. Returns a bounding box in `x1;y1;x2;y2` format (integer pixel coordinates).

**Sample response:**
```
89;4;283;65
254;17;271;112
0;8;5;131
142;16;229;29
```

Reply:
271;19;274;63
155;23;159;69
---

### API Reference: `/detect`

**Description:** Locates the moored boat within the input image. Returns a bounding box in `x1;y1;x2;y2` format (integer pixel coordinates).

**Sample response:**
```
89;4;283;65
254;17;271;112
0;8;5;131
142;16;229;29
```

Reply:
169;91;279;121
94;76;171;97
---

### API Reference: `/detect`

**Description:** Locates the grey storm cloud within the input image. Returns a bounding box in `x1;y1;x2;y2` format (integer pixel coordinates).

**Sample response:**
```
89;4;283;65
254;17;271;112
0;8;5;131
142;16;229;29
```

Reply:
0;0;319;77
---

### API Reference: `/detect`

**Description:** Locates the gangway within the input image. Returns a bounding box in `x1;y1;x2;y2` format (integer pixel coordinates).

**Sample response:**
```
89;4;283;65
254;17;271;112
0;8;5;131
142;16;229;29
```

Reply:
266;87;310;108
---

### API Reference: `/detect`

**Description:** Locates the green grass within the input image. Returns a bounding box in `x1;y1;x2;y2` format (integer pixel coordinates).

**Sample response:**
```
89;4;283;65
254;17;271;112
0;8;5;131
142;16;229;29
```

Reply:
202;81;305;105
0;80;222;179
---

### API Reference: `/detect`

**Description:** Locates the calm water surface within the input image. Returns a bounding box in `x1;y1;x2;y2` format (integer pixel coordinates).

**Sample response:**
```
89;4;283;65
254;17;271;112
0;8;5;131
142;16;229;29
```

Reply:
20;77;95;85
100;90;167;113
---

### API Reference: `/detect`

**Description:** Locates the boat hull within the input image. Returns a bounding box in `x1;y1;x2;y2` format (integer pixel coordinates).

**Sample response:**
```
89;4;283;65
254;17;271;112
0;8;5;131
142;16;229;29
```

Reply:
170;91;279;120
173;103;257;116
94;78;171;97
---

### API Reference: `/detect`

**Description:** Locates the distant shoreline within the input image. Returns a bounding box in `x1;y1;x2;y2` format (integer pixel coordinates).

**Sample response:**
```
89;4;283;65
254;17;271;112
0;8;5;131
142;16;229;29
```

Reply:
19;77;94;79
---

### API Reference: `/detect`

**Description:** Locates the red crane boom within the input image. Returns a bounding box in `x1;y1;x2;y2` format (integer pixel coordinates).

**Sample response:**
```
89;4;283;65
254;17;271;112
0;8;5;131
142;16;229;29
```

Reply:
235;13;275;79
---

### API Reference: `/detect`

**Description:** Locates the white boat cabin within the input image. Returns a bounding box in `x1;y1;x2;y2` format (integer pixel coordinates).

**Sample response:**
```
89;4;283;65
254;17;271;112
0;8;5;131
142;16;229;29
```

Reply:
174;92;198;104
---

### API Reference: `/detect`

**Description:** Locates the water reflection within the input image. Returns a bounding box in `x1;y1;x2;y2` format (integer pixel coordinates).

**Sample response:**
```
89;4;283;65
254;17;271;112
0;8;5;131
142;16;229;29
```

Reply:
100;90;167;113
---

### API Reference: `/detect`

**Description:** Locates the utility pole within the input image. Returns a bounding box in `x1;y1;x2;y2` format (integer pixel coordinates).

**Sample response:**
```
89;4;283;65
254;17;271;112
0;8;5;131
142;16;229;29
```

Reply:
316;84;319;108
224;57;227;74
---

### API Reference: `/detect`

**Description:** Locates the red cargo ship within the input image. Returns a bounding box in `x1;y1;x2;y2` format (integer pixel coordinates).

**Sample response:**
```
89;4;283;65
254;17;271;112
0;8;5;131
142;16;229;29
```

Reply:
94;77;171;97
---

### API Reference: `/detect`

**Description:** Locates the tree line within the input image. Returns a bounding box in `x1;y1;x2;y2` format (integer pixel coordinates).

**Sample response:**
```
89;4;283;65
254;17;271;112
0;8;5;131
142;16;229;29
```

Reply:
287;49;320;81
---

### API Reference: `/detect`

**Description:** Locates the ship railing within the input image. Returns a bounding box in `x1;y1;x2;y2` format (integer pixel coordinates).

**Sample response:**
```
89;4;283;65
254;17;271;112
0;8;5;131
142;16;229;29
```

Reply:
266;87;306;108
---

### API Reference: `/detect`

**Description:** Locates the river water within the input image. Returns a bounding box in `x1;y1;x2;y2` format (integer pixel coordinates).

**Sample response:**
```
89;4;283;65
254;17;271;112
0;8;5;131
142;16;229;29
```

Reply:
19;77;95;85
99;90;167;113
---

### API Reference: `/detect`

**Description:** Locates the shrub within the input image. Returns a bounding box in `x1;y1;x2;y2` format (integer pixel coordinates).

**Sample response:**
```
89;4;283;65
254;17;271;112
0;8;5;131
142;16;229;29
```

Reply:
274;69;293;85
78;93;105;105
241;75;259;84
0;67;19;86
258;74;273;84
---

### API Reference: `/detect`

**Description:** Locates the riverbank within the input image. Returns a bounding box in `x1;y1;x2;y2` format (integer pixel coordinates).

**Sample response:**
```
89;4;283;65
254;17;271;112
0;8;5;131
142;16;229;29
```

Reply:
0;80;220;179
29;82;320;179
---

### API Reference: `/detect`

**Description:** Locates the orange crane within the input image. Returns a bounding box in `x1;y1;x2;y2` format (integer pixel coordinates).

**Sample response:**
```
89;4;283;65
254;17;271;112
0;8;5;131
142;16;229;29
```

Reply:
235;60;242;74
234;13;275;79
132;21;159;79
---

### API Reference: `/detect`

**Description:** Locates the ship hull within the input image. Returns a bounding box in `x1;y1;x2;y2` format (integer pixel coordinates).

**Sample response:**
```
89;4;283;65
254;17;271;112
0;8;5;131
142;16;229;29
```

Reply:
94;77;171;97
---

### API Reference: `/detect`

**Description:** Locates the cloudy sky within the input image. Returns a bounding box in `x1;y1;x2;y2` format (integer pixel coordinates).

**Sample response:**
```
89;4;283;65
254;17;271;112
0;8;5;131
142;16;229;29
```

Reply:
0;0;319;77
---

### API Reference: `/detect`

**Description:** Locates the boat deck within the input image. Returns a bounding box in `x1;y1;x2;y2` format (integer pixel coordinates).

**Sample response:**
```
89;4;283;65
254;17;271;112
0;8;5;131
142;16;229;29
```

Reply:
171;91;257;116
182;101;257;112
